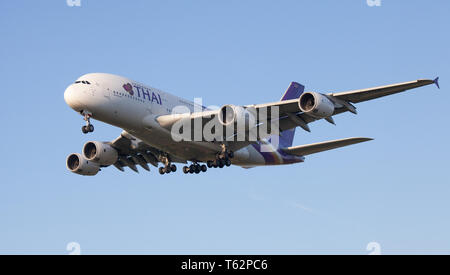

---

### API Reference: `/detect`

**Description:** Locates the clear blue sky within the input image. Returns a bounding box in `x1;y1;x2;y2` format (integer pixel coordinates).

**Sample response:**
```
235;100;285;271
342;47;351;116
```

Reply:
0;0;449;254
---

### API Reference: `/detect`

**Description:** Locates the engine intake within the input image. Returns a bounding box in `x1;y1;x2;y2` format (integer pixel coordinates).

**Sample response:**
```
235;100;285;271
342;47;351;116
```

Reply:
218;105;236;126
298;92;335;118
218;105;257;129
83;141;118;166
66;153;100;176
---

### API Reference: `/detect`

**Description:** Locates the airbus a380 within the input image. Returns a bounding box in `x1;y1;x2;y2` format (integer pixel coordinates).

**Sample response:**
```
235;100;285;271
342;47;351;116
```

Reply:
64;73;439;176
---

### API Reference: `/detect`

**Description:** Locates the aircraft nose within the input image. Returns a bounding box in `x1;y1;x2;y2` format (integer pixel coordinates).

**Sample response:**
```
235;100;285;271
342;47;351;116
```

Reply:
64;85;83;111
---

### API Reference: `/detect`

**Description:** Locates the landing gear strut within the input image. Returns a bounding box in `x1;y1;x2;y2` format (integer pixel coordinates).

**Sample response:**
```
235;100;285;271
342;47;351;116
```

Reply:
81;111;94;134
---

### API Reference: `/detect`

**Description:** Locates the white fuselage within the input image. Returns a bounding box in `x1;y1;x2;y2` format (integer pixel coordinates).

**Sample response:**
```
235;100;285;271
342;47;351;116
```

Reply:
64;73;298;167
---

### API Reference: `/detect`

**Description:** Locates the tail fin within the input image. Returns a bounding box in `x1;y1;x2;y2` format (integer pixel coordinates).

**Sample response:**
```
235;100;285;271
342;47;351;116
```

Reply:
280;82;305;101
278;82;305;147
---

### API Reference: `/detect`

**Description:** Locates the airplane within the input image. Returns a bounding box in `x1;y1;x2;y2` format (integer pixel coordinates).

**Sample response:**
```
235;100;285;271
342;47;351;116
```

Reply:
64;73;440;176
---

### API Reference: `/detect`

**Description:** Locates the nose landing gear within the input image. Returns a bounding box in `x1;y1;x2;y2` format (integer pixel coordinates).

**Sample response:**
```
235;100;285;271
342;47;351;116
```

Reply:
81;111;94;134
82;124;94;134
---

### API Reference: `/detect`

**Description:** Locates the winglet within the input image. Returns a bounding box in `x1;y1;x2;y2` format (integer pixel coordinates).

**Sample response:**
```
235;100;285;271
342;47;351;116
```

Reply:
434;77;440;89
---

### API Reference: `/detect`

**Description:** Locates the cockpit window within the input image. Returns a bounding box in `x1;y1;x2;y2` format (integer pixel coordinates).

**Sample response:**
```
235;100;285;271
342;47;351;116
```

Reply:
74;80;91;84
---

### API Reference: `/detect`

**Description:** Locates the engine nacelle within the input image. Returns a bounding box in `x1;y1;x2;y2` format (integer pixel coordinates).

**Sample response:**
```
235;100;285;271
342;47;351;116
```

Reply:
82;141;118;166
298;92;335;118
218;105;257;129
66;153;100;176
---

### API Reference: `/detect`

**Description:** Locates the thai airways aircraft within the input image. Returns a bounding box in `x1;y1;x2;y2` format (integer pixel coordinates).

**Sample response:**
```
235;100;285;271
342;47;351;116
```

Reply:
64;73;439;176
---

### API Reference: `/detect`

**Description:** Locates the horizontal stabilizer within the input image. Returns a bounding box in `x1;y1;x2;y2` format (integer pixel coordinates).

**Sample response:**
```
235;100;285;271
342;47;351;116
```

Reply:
282;137;373;156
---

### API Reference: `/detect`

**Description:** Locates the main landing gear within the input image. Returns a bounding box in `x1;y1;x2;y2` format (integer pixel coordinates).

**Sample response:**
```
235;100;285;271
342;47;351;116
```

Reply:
207;146;233;169
182;162;207;174
159;164;177;175
81;111;94;134
158;145;234;175
158;155;177;175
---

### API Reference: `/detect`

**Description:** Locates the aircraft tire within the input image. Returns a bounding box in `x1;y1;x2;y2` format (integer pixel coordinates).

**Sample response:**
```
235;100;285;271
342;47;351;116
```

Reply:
159;167;165;175
225;159;232;167
183;166;189;174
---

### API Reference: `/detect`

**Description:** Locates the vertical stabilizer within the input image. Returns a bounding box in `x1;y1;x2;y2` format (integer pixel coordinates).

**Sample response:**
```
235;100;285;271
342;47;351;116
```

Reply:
278;82;304;147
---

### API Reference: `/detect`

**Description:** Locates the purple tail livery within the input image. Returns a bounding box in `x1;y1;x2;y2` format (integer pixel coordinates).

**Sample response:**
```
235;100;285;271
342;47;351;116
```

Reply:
278;82;305;148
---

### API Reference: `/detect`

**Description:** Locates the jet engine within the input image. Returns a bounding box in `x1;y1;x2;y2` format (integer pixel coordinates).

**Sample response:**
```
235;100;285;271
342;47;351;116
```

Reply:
66;153;100;176
298;92;335;118
82;141;118;166
218;105;257;129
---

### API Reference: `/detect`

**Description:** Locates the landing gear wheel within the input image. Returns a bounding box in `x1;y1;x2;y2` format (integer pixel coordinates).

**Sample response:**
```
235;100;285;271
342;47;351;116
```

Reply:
159;167;165;175
170;164;177;172
201;165;207;173
183;166;189;174
81;111;94;134
194;165;200;174
207;161;213;168
218;160;224;168
225;159;232;167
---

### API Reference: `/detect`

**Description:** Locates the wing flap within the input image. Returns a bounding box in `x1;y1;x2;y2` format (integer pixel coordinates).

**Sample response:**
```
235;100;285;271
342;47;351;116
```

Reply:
282;137;373;156
109;131;163;172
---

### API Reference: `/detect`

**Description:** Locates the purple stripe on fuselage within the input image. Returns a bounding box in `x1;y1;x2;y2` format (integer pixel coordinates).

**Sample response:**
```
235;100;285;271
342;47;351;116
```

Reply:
252;143;304;165
251;143;276;164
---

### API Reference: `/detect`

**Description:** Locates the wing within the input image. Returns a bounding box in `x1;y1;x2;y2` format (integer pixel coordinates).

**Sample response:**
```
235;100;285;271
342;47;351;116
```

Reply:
282;137;373;156
151;78;439;146
109;131;186;173
276;78;440;133
329;78;438;103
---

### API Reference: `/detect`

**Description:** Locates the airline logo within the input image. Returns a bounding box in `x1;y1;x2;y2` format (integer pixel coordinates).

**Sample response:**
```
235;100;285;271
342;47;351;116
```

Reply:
123;83;134;95
122;83;162;105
